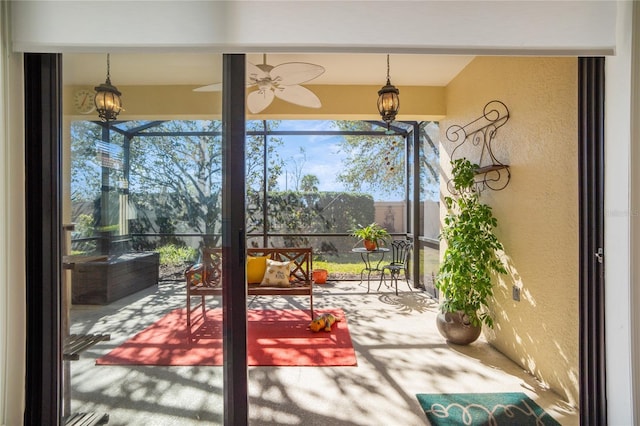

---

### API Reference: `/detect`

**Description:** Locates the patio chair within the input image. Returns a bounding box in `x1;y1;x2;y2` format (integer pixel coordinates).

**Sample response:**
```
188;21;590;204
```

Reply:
378;239;413;295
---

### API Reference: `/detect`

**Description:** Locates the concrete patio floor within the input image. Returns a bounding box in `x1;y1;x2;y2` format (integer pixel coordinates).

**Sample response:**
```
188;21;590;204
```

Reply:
68;278;579;425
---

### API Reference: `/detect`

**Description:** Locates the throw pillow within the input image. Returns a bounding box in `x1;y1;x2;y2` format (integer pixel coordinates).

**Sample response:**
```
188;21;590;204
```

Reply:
186;263;204;286
260;259;292;288
247;255;269;284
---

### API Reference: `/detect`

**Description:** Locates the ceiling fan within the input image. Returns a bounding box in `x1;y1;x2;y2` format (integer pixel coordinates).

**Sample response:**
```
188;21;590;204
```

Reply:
194;54;325;113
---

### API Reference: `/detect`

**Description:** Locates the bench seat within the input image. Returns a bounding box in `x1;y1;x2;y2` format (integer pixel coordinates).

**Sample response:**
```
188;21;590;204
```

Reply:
185;247;314;326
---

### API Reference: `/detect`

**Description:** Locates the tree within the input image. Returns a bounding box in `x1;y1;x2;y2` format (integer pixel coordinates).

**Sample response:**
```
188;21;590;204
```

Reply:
70;120;128;240
246;121;285;235
334;120;440;201
127;120;222;247
246;121;284;193
129;120;287;248
334;121;405;197
419;121;440;202
70;119;439;252
300;174;320;192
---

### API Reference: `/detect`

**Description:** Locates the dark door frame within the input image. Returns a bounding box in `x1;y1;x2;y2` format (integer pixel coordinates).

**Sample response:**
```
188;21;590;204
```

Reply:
23;53;63;425
578;57;607;425
222;54;249;426
23;53;606;425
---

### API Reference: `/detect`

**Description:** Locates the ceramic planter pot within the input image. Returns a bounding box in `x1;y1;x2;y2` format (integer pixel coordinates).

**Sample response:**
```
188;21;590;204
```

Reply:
312;269;328;284
436;310;482;345
364;240;377;251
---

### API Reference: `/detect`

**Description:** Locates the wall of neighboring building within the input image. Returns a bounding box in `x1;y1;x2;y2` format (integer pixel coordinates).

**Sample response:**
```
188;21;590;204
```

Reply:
374;202;405;234
441;57;579;405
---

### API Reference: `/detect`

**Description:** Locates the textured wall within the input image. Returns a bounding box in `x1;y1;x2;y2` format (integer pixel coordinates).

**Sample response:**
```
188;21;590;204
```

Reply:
65;84;446;121
441;57;579;405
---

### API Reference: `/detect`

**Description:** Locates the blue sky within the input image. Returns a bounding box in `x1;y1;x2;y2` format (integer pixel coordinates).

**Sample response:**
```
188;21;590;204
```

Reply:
270;120;404;201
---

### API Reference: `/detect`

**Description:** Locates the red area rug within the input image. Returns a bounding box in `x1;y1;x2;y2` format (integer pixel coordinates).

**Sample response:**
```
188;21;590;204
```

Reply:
96;308;357;367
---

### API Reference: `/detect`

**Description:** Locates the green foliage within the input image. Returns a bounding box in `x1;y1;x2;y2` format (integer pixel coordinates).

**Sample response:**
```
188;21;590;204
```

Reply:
70;121;103;203
333;120;440;201
74;214;95;237
97;224;119;233
71;120;417;254
313;260;363;274
435;158;507;328
157;244;198;266
246;120;284;193
419;121;441;202
334;121;405;196
350;222;390;247
300;174;320;192
130;120;224;247
247;191;373;237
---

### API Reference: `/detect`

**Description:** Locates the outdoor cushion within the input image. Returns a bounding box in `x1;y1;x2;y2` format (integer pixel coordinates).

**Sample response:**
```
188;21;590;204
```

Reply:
186;263;204;286
247;256;269;284
260;259;292;287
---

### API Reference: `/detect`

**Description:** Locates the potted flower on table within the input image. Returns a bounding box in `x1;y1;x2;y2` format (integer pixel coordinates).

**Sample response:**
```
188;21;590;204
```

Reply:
350;222;390;251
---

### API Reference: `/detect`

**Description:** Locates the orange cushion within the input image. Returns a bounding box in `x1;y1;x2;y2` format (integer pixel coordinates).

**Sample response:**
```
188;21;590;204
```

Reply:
247;256;269;284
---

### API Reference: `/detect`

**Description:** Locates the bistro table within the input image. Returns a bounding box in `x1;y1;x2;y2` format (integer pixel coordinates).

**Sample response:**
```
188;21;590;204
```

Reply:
352;247;390;292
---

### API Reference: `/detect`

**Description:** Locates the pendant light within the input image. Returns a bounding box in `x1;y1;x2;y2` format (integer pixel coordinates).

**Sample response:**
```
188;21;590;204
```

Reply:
94;53;123;122
377;54;400;131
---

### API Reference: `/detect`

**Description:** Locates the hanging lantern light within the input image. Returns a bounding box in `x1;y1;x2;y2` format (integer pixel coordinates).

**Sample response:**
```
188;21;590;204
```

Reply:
94;53;123;122
377;54;400;131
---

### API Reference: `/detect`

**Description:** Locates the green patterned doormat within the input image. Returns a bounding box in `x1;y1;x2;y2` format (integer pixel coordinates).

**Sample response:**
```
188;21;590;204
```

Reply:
416;392;561;425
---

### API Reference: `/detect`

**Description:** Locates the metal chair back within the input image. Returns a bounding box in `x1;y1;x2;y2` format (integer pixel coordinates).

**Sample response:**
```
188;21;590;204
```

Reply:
390;239;412;268
379;239;413;295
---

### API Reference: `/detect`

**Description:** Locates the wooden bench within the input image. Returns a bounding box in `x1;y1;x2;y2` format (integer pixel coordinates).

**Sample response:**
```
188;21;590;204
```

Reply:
185;247;314;326
63;334;111;361
64;412;109;426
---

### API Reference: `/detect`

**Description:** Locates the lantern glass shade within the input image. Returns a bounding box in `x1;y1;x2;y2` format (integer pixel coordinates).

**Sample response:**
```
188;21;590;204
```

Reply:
94;82;123;122
377;82;400;123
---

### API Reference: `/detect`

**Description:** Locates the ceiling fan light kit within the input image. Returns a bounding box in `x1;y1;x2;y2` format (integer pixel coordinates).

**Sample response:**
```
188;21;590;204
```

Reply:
195;54;325;114
377;54;400;131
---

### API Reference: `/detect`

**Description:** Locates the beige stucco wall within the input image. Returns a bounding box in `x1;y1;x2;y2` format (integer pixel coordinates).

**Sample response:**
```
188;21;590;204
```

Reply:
441;56;579;405
64;84;446;122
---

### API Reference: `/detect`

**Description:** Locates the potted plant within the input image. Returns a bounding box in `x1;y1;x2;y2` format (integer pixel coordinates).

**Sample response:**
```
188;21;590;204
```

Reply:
350;222;390;251
435;158;507;345
312;268;328;284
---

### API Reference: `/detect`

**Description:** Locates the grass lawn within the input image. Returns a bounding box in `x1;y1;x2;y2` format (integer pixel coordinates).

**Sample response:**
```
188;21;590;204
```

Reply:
313;245;440;277
313;260;363;274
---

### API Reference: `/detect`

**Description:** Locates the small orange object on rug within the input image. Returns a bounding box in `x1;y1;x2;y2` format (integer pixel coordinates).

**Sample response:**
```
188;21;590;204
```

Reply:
309;313;341;332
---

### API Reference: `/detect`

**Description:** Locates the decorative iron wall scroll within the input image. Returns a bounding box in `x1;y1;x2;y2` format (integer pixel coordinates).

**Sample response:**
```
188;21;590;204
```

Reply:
446;100;510;193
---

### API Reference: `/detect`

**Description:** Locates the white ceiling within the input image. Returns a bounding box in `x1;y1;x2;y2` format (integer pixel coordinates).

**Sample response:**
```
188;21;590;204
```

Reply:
63;53;474;87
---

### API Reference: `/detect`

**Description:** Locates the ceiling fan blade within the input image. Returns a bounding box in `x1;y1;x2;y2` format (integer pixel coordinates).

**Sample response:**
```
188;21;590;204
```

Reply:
193;82;222;92
274;85;322;108
194;60;322;92
247;89;275;113
270;62;325;86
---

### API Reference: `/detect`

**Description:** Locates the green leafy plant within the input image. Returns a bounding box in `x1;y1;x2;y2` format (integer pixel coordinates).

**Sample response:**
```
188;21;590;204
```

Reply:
350;222;390;249
435;158;507;328
157;244;198;266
